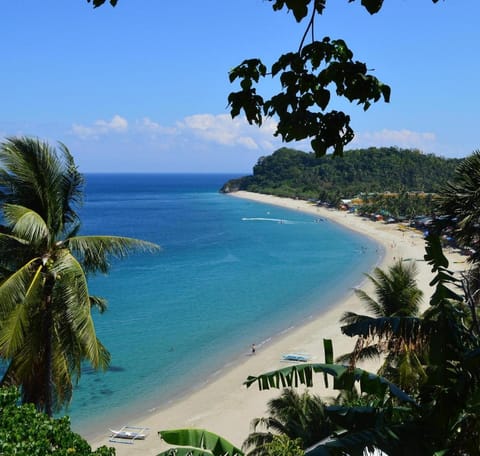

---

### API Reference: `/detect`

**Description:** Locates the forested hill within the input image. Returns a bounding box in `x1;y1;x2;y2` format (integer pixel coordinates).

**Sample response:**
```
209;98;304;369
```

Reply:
221;147;462;201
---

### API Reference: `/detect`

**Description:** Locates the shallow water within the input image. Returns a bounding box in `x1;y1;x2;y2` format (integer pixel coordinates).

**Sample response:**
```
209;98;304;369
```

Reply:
65;174;380;435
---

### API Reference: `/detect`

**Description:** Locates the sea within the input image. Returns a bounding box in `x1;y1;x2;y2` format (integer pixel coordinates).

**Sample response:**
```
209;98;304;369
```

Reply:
66;173;381;437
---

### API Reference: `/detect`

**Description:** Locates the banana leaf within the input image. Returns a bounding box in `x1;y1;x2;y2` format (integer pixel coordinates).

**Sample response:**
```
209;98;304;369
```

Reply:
158;429;244;456
244;363;415;404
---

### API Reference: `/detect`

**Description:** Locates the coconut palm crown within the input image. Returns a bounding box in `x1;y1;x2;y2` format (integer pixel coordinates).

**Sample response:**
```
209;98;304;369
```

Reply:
337;259;424;390
0;137;159;416
242;388;332;456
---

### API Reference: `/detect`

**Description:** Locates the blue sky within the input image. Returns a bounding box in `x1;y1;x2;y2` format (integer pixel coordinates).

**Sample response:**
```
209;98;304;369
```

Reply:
1;0;479;173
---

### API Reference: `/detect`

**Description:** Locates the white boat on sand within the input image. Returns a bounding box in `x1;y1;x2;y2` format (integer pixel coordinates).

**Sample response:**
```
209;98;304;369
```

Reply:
282;353;311;362
109;425;149;444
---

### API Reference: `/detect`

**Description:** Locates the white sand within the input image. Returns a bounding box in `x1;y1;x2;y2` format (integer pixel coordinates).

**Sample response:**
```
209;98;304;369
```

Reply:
90;191;467;455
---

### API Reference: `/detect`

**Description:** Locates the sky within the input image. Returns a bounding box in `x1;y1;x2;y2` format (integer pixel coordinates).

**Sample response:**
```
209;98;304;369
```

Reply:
1;0;479;173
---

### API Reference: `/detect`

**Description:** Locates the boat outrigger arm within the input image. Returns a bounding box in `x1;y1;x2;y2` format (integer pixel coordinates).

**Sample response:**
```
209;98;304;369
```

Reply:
109;425;149;444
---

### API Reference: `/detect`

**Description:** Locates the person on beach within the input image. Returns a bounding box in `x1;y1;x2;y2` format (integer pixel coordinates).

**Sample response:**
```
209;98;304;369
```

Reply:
251;344;256;354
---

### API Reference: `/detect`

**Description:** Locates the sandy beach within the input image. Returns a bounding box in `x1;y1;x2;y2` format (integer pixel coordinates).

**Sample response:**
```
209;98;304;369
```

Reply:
90;191;467;455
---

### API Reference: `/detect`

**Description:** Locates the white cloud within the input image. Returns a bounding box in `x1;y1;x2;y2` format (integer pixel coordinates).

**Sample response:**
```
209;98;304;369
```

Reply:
136;117;177;136
176;113;277;150
72;116;439;159
352;129;436;151
70;113;281;152
97;114;128;131
71;114;128;139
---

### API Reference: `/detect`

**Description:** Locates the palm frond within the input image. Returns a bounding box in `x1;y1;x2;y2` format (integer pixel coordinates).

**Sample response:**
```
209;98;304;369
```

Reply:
67;235;160;273
339;311;372;326
250;416;286;435
307;426;400;456
341;315;426;342
0;264;43;357
395;345;428;389
0;137;83;237
435;151;480;262
57;141;84;224
157;448;224;456
63;221;81;240
89;295;108;313
0;232;33;275
0;258;42;318
2;204;49;245
355;261;423;320
52;250;110;370
50;338;74;409
354;287;383;317
242;430;274;456
336;344;382;364
255;388;331;449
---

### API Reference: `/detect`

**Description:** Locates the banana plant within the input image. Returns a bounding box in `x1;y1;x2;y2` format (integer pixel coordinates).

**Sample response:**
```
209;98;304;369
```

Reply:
158;429;243;456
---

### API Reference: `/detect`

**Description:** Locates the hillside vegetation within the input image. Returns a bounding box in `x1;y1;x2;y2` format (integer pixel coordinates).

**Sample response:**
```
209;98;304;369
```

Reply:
221;147;462;203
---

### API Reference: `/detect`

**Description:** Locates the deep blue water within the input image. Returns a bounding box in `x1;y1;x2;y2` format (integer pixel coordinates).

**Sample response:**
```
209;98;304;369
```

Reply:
66;173;381;436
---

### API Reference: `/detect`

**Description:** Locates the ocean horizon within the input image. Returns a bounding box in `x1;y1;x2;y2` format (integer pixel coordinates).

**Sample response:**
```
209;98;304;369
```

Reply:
66;173;381;437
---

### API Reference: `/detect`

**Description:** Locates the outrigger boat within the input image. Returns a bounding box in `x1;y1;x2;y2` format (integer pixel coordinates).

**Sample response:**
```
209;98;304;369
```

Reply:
282;353;310;362
109;425;149;444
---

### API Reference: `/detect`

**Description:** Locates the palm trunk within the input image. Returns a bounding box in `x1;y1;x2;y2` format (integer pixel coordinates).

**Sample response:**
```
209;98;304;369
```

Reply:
43;281;54;417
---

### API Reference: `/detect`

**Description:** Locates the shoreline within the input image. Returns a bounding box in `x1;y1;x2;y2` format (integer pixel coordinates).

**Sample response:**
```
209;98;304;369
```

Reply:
90;191;466;455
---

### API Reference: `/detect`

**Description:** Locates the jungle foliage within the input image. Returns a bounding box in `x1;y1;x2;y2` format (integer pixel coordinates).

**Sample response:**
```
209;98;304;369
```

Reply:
221;147;460;205
0;386;114;455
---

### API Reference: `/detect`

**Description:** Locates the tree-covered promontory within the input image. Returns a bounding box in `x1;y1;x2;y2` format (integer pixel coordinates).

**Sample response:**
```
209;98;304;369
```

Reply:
221;147;462;204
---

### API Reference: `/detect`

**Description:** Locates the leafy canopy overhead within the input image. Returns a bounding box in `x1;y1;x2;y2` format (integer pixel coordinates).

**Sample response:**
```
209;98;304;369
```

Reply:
87;0;442;156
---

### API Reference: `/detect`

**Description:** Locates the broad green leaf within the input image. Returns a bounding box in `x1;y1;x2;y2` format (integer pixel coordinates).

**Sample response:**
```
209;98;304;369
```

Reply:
158;429;243;456
323;339;333;364
323;339;333;387
245;363;415;404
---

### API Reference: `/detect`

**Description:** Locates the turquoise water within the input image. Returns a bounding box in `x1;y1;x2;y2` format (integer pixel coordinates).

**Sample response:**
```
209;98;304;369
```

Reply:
67;174;381;436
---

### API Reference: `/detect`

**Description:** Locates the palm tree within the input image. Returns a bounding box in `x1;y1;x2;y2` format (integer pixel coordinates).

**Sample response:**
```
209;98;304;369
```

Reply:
0;137;159;416
435;151;480;330
337;259;424;390
436;150;480;264
242;388;332;456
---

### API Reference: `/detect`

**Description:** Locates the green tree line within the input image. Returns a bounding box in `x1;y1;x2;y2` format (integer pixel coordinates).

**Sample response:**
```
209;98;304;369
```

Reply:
221;147;461;206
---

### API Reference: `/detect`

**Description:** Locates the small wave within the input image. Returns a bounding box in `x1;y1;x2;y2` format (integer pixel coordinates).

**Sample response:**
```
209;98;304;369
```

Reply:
280;325;295;335
242;217;324;225
257;337;271;348
242;217;292;224
211;253;240;265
